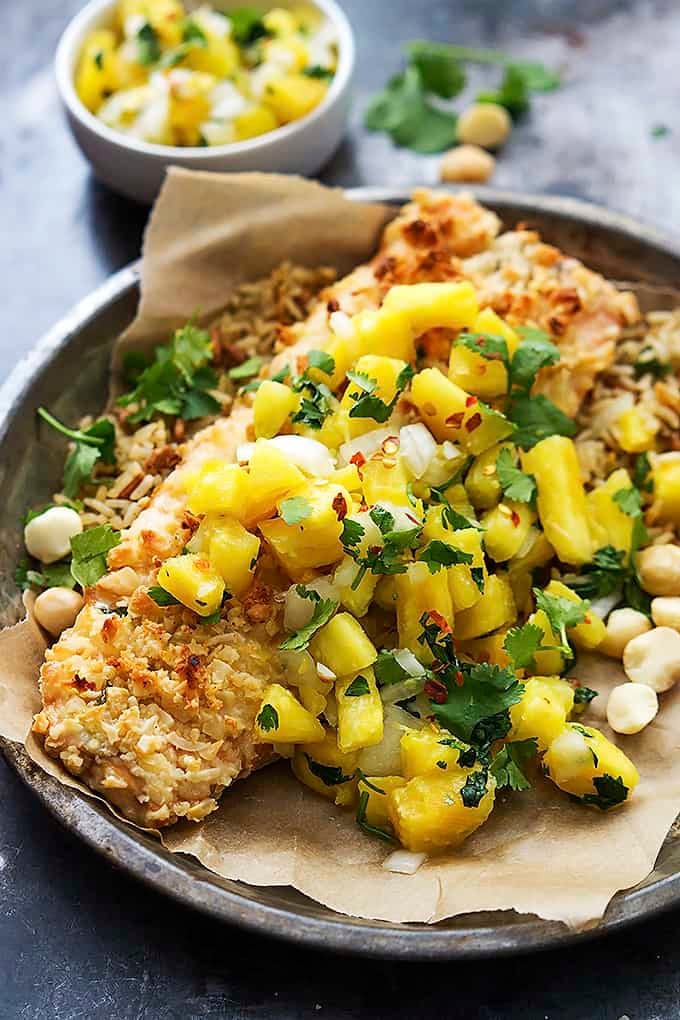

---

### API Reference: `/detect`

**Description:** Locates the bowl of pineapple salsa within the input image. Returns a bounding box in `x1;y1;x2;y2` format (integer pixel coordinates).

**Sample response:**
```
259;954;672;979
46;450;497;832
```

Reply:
56;0;354;201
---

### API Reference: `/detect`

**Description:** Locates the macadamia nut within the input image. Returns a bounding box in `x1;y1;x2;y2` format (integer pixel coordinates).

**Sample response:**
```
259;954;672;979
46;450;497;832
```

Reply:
606;683;658;735
33;587;84;637
623;626;680;692
457;103;511;149
638;544;680;596
600;607;652;659
651;596;680;630
440;145;495;183
24;506;82;564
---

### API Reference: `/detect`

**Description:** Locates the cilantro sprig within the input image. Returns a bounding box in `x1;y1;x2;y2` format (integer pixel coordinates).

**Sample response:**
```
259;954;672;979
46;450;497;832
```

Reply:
495;448;536;503
279;587;338;651
503;622;545;671
533;588;588;658
70;525;121;588
346;365;413;423
489;738;537;791
37;408;116;499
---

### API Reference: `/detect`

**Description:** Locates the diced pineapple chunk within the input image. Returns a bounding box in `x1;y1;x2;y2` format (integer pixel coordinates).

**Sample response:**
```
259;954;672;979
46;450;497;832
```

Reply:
387;769;496;853
401;727;474;779
381;282;478;336
292;729;358;806
262;7;298;35
411;368;513;455
481;500;536;563
587;468;636;561
615;405;659;453
454;573;516;640
509;675;574;750
255;683;325;743
339;355;408;439
118;0;185;45
543;723;639;806
323;332;363;389
187;35;240;77
333;555;378;617
234;104;279;140
545;580;606;650
394;561;454;659
361;456;412;507
457;631;513;668
522;436;595;566
244;439;305;525
168;73;215;146
264;73;327;122
651;452;680;527
310;613;377;677
259;481;349;576
186;461;250;517
474;307;520;355
335;668;384;752
331;463;362;493
75;30;119;112
525;608;565;676
464;442;512;510
253;379;299;439
207;518;259;596
351;308;415;364
156;553;224;616
357;775;407;828
421;507;487;612
448;308;518;401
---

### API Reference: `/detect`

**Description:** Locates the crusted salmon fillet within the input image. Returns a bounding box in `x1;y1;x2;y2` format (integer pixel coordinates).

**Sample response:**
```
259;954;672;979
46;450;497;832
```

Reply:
32;189;640;828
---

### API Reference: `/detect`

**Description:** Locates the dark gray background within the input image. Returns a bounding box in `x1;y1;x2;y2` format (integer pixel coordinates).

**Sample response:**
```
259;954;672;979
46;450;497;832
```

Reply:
2;1;680;1017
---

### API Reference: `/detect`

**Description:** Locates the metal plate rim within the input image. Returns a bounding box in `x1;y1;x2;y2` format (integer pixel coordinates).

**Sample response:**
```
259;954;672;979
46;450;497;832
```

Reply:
3;185;680;959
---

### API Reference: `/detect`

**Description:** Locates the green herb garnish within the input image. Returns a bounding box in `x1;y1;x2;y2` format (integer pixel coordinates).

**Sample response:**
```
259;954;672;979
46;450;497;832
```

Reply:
70;525;121;588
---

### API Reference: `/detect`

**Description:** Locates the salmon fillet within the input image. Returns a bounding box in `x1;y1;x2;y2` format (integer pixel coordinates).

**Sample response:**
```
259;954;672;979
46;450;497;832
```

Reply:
33;190;639;827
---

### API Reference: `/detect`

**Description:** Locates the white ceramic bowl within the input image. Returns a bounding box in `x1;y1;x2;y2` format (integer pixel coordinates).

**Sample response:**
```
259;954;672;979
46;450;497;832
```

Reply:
56;0;355;203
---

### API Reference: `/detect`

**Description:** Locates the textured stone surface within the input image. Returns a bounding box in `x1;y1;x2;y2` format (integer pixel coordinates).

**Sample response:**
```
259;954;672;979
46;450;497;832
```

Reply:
2;0;680;1015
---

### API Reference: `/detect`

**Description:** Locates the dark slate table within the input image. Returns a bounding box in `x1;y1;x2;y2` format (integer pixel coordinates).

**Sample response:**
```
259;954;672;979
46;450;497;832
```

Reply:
2;1;680;1016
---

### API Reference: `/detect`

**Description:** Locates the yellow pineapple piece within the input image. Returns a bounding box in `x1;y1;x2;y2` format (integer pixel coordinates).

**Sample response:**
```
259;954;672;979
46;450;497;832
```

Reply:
310;613;377;677
357;775;407;828
421;506;486;612
387;769;496;853
244;439;305;525
118;0;185;45
411;368;513;455
522;436;595;566
254;683;325;743
544;580;606;650
457;631;513;668
292;728;358;806
447;308;519;400
652;452;680;527
156;553;224;616
351;307;415;364
481;500;536;563
464;442;512;510
234;104;279;140
509;675;574;750
615;405;659;453
587;467;636;562
454;573;516;640
400;727;474;779
75;30;119;112
339;354;408;438
381;282;478;337
253;379;298;438
259;480;350;576
333;555;378;618
262;7;298;35
543;723;639;806
264;73;327;123
361;456;412;507
335;668;384;753
331;463;362;493
394;561;454;660
186;461;249;517
187;35;239;78
168;71;214;146
207;518;259;596
525;608;565;676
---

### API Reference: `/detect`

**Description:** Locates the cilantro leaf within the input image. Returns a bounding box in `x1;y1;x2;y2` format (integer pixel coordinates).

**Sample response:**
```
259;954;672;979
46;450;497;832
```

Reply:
495;448;536;503
137;22;161;65
420;539;473;573
303;754;353;786
257;703;279;733
16;558;76;592
455;331;509;369
406;42;560;91
63;443;102;499
373;649;426;686
633;453;653;493
613;486;645;518
430;662;524;746
503;623;544;670
489;738;537;791
440;504;483;532
533;587;588;656
633;353;671;380
182;18;207;44
228;356;264;380
344;675;370;697
303;65;334;80
307;350;335;375
70;525;121;588
509;331;561;395
507;394;577;450
570;545;626;600
279;597;338;651
409;46;466;98
572;685;598;706
364;65;459;154
229;7;270;45
280;497;312;526
290;371;335;430
477;64;529;118
460;770;489;807
38;408;116;498
580;774;629;811
340;518;365;549
148;586;181;607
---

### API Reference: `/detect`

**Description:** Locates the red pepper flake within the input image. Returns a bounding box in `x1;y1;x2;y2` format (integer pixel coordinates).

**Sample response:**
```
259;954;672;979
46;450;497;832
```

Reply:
349;451;366;468
72;673;96;692
454;670;465;688
332;492;348;520
584;615;591;625
424;677;448;704
465;412;482;433
368;545;382;557
446;411;465;428
327;298;340;313
465;395;478;407
428;609;453;634
511;510;521;527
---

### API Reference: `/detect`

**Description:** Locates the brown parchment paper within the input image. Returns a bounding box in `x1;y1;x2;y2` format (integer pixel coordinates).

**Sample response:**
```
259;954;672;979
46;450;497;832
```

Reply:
2;169;680;930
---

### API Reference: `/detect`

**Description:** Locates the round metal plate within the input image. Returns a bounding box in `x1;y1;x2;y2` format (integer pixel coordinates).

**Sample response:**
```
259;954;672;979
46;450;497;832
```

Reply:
3;188;680;959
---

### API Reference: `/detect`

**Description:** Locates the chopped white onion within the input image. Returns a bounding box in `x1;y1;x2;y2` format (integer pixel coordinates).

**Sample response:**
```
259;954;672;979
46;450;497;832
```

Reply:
377;501;423;530
399;423;438;479
590;591;623;620
283;579;337;632
382;850;427;875
380;676;425;705
329;310;354;338
338;427;396;465
393;648;427;677
316;662;336;682
236;436;336;476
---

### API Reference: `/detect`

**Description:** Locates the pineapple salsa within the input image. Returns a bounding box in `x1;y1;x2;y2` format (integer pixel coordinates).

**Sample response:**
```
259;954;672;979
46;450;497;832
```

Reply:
75;1;336;147
144;278;678;856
